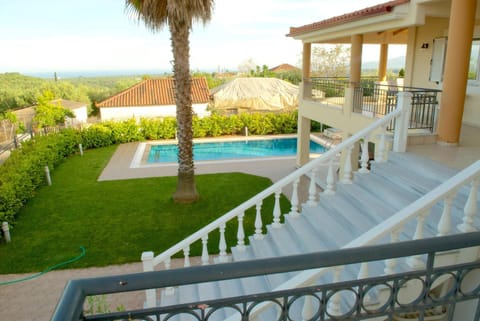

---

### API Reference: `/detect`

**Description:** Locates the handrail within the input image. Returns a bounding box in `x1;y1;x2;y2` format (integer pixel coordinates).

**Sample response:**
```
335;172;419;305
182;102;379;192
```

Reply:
149;103;404;267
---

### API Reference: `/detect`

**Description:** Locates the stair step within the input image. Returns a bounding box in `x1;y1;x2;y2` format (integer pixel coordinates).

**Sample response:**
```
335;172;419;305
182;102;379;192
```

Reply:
284;214;331;253
387;152;457;182
301;203;363;247
371;161;441;194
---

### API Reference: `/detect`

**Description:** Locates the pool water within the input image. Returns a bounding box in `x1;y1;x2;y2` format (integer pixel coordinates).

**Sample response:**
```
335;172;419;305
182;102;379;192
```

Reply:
147;137;326;163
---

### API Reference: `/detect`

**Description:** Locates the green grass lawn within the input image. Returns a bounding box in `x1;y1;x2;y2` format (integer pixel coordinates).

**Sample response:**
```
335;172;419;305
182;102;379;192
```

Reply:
0;145;289;274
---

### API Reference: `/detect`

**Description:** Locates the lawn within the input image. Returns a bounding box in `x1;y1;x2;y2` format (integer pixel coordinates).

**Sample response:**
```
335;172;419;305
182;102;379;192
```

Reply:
0;145;289;274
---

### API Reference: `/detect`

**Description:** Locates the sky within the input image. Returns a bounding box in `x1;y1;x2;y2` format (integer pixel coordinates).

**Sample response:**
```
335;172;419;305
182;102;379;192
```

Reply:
0;0;405;75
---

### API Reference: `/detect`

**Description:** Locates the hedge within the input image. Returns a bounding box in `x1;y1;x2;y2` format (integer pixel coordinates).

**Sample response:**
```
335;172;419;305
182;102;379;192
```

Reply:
0;111;320;223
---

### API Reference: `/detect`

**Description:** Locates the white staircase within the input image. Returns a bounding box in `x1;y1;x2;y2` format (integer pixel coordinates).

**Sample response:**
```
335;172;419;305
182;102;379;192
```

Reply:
141;95;480;320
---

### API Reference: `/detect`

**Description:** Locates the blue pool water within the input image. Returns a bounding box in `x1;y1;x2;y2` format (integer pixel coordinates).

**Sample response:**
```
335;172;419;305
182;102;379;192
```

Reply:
147;137;326;163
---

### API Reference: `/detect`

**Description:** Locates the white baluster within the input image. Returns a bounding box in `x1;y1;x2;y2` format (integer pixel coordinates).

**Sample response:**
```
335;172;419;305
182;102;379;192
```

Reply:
384;228;401;275
302;295;315;321
164;257;171;270
407;210;427;269
358;138;370;174
341;145;353;184
254;202;264;240
201;235;209;265
376;126;387;163
272;190;282;228
357;263;373;305
218;223;228;263
183;246;191;267
437;192;456;236
237;212;246;249
357;262;368;279
458;178;479;233
289;178;300;217
324;159;336;195
307;168;318;207
328;266;343;316
141;251;157;307
164;256;175;295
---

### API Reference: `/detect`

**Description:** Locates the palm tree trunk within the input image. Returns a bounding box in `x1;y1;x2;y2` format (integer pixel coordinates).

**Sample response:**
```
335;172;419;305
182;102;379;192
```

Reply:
170;20;199;203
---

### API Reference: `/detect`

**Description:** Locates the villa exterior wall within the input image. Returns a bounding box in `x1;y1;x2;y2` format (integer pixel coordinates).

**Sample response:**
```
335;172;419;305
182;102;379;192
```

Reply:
99;103;210;121
408;17;480;127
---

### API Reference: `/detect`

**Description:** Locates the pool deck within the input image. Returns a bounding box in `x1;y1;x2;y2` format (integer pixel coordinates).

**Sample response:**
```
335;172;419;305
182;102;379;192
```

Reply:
99;139;306;183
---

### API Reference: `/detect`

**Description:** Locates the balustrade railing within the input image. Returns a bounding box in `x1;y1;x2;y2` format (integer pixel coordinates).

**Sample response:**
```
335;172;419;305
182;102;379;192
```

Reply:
140;93;414;307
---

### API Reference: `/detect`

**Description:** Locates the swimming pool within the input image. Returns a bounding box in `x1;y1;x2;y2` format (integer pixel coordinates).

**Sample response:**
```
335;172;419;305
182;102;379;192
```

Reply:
147;137;326;163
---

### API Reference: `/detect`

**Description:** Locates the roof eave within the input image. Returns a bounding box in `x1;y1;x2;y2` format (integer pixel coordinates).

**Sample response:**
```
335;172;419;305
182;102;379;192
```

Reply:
286;0;422;43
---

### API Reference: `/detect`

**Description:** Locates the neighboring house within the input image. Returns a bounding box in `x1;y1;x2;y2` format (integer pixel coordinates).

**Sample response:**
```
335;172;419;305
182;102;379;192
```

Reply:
287;0;480;166
13;99;88;130
209;77;298;114
53;99;88;127
96;77;211;121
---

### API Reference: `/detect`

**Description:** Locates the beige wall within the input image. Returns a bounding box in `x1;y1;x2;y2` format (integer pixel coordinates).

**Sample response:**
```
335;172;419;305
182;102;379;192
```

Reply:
407;17;480;127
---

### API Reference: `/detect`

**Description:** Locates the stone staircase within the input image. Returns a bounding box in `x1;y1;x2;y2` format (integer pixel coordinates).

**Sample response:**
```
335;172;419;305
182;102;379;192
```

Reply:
153;152;479;320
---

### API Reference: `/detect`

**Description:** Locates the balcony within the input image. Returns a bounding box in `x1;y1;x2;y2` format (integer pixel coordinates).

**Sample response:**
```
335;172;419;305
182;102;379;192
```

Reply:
302;77;441;133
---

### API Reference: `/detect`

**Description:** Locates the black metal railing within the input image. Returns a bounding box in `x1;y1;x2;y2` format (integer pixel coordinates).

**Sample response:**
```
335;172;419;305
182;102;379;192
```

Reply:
304;78;440;132
353;82;441;132
52;232;480;321
306;77;350;106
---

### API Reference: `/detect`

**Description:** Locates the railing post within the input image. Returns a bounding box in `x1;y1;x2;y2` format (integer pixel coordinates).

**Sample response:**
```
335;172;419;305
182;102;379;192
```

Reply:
307;168;318;207
341;145;353;184
289;178;300;217
358;137;370;174
141;251;156;308
407;210;427;269
183;246;191;267
324;160;336;195
254;203;264;239
393;92;412;152
218;223;229;263
272;190;282;228
437;192;456;236
201;235;209;265
237;212;246;250
458;178;479;232
376;125;388;163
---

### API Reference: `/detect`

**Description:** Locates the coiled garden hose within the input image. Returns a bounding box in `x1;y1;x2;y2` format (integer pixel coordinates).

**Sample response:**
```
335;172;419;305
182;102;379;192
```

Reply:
0;246;86;285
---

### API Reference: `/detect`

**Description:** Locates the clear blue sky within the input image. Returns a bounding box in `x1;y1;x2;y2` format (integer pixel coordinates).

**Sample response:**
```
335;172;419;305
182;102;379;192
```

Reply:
0;0;402;74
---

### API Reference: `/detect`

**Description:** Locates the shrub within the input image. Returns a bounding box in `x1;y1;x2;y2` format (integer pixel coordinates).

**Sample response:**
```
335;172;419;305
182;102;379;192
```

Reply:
0;130;80;223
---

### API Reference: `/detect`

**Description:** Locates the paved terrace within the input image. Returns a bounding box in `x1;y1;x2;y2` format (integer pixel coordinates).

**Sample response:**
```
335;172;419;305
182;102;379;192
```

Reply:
0;126;479;321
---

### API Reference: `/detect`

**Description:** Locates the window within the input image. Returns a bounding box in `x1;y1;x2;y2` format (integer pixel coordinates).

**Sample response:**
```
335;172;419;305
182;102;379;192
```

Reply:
468;40;480;80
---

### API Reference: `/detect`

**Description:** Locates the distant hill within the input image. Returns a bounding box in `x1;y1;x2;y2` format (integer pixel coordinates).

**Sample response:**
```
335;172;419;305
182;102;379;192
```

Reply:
362;56;406;71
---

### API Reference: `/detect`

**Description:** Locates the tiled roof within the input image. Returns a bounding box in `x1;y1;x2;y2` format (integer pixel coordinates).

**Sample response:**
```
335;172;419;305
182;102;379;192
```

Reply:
287;0;410;37
269;64;300;73
96;77;210;108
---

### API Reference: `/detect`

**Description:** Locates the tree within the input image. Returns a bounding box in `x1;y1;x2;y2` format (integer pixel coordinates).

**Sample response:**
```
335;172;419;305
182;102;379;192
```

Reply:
32;90;74;129
0;111;22;142
126;0;215;203
310;45;351;77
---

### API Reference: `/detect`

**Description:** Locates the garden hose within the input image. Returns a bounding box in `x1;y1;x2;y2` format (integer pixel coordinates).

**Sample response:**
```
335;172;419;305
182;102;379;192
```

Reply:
0;246;86;285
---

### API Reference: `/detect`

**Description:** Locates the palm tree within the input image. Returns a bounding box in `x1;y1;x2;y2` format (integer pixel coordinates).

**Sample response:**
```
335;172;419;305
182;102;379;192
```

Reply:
126;0;214;203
